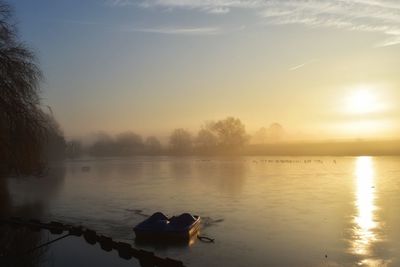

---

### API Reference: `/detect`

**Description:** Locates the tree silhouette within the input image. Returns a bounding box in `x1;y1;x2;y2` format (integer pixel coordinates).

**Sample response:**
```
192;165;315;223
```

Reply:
66;139;83;158
88;132;115;157
252;123;284;144
144;136;162;155
169;128;192;154
115;131;143;156
0;2;49;174
195;128;218;152
252;127;268;144
211;117;248;149
267;123;284;142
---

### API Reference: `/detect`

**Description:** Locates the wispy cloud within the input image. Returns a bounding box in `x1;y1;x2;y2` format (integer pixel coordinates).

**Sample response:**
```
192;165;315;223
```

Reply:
50;19;109;26
259;1;400;46
106;0;135;7
122;26;222;35
46;17;222;36
289;59;318;71
109;0;400;46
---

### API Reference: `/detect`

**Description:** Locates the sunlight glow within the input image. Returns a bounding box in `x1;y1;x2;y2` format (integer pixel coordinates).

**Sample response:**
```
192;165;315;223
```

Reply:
352;156;378;263
346;86;379;115
333;84;396;139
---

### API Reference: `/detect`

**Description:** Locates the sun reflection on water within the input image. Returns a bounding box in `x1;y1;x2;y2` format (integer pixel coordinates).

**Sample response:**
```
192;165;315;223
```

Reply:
352;156;378;265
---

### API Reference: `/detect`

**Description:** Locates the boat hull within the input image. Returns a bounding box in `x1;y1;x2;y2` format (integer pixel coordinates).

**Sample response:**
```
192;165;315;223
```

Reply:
134;215;201;242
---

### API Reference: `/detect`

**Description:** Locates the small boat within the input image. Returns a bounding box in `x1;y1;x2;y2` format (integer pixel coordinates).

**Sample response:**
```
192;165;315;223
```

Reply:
133;212;200;241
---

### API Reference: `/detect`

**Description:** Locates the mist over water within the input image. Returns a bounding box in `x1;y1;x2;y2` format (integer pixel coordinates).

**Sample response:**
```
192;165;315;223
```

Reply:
3;156;400;266
2;0;400;266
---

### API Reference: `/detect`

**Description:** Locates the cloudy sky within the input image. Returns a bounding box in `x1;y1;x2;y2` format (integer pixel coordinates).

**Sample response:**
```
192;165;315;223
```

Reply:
13;0;400;140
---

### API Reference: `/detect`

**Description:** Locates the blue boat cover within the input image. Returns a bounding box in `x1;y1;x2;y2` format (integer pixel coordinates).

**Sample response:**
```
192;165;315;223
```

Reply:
134;212;197;233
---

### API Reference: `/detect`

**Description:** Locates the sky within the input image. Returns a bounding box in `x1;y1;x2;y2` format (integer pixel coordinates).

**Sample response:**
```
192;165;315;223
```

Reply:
12;0;400;141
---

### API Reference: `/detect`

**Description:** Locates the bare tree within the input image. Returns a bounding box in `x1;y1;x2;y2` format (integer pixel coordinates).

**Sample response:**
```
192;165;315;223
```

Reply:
195;128;218;151
252;123;284;144
267;123;284;142
252;127;268;144
211;117;248;149
0;2;49;174
41;113;66;160
169;128;192;154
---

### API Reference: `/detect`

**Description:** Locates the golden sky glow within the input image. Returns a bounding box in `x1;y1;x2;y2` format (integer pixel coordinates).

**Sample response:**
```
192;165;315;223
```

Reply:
346;86;381;115
14;1;400;140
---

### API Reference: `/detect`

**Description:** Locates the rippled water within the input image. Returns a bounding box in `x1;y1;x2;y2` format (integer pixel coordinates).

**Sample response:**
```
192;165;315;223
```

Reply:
4;156;400;266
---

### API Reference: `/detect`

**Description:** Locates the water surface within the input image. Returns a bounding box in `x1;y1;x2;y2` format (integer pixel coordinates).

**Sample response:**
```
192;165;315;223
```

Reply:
4;156;400;266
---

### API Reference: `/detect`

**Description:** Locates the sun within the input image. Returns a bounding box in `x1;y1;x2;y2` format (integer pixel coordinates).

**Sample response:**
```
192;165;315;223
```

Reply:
346;86;379;114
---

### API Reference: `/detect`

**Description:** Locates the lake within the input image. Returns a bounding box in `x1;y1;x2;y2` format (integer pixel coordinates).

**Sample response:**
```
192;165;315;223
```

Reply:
3;156;400;266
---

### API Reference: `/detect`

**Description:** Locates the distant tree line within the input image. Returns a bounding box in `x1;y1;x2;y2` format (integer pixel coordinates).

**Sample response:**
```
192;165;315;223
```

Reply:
66;117;285;158
251;123;284;144
66;132;162;158
169;117;249;155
